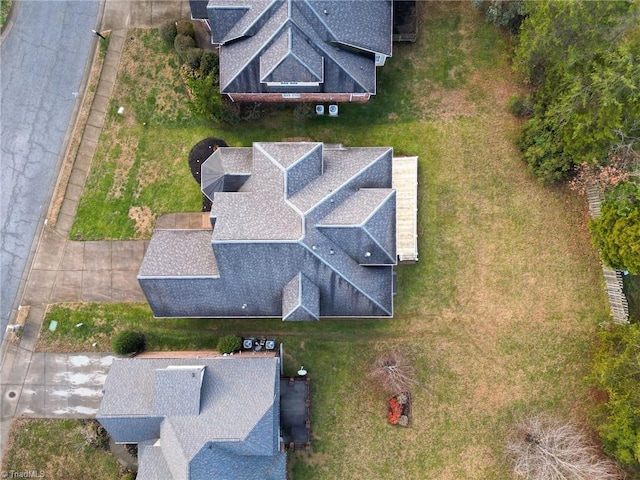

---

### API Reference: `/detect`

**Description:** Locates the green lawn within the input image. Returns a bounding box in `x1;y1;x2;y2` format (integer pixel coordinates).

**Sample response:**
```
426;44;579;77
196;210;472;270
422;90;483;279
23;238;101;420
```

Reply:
51;2;616;479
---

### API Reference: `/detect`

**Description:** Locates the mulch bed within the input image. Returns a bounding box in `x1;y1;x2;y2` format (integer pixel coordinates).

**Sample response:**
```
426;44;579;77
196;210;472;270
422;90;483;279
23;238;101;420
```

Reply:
188;137;228;212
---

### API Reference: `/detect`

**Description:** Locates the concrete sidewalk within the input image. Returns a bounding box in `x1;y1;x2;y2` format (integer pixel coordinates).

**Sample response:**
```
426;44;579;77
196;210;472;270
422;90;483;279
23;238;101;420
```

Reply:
0;24;143;454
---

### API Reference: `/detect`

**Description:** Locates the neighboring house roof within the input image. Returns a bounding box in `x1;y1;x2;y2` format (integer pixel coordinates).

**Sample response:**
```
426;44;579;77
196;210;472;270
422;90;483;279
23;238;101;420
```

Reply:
190;0;392;97
97;357;285;480
138;142;397;320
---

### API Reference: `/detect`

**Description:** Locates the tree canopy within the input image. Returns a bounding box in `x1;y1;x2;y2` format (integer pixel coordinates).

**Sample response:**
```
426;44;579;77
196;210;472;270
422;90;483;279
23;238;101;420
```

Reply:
514;0;640;184
592;322;640;466
589;182;640;274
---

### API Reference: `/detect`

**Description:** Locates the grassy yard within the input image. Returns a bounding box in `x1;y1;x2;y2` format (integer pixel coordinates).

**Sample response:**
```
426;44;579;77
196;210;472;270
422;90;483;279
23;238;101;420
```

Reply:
1;419;121;480
48;2;616;479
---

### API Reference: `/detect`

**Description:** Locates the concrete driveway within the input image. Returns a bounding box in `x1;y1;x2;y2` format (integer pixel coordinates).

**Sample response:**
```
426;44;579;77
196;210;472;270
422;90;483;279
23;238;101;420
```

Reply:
2;353;114;418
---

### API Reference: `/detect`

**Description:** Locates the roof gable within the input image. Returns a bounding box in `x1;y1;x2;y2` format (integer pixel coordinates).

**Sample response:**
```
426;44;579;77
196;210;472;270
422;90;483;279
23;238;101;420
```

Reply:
306;0;392;55
209;6;250;42
317;189;396;264
153;366;205;416
260;28;324;83
282;273;320;321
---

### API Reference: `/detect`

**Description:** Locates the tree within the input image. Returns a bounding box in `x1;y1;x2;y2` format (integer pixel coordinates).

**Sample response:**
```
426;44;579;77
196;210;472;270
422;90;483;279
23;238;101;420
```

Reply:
514;1;640;183
506;414;622;479
589;182;640;274
591;323;640;466
368;352;416;394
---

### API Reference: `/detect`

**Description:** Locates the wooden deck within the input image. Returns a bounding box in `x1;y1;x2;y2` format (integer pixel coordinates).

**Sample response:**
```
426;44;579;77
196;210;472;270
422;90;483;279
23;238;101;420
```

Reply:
393;156;419;262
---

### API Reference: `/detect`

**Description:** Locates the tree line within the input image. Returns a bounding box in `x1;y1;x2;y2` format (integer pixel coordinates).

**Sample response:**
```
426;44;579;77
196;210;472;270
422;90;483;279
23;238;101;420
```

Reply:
475;1;640;477
477;0;639;275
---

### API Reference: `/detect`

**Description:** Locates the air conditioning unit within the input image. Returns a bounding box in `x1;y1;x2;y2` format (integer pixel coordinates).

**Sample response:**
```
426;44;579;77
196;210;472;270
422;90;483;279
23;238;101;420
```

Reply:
265;339;276;350
328;104;338;116
242;338;255;350
315;105;325;115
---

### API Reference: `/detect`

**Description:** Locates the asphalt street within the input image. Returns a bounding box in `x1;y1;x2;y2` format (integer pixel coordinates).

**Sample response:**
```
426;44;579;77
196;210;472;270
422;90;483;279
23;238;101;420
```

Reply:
0;0;100;335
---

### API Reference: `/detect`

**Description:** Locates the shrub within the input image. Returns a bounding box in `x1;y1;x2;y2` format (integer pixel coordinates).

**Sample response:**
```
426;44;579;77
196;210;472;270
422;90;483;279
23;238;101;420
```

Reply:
518;117;573;185
158;20;177;45
217;335;241;354
293;103;316;121
187;73;223;121
120;473;136;480
184;47;203;71
221;98;242;124
506;414;622;479
507;94;533;117
111;330;145;355
472;0;526;32
369;352;417;394
176;20;195;39
592;322;640;466
174;34;196;56
589;181;640;274
199;51;219;77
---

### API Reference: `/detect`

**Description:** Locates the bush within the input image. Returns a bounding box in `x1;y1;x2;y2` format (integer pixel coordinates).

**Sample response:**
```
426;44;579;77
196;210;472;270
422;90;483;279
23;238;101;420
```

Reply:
199;51;219;77
506;414;622;479
158;20;177;45
518;117;573;185
217;335;241;354
472;0;526;32
120;473;136;480
111;330;145;355
589;181;640;274
176;20;195;39
221;98;242;124
507;94;533;117
174;34;196;56
184;47;203;71
368;352;416;394
591;322;640;466
293;103;316;121
187;73;223;121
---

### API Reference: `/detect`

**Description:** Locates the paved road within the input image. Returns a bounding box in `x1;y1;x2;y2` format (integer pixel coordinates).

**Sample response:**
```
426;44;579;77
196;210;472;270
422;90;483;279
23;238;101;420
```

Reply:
0;0;100;335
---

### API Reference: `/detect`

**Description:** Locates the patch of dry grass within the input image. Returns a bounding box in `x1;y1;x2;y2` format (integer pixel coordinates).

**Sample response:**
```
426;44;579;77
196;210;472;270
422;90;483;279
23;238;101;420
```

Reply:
70;28;204;240
1;419;121;480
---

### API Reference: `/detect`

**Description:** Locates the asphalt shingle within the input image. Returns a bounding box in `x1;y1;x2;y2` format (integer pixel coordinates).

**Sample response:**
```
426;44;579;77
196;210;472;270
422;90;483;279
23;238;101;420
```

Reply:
139;142;396;319
98;357;283;480
196;0;392;95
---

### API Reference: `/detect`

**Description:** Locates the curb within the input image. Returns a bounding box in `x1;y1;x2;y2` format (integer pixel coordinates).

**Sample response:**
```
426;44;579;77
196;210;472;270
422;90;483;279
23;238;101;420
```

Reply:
0;0;18;45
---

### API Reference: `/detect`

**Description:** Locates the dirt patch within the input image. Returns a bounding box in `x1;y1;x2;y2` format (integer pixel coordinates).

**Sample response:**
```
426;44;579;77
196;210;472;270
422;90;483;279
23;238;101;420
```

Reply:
128;206;154;238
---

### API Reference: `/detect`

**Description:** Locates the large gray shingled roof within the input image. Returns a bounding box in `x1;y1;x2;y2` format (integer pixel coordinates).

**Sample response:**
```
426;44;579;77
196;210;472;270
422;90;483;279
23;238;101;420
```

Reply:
98;357;285;480
190;0;392;96
138;142;397;320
